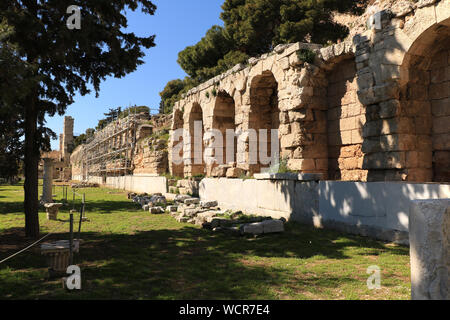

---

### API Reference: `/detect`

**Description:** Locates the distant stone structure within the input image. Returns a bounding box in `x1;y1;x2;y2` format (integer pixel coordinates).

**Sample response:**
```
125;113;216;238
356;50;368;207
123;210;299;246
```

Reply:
170;0;450;183
39;116;75;181
70;113;171;181
62;116;74;165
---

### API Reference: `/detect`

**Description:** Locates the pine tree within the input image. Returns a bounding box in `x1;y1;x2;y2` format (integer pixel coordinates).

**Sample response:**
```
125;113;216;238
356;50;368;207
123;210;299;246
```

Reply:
0;1;156;238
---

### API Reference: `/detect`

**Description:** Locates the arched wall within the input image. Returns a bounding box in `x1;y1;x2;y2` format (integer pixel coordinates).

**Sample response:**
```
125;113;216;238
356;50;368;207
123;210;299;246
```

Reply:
172;0;450;180
398;17;450;182
248;71;280;174
325;57;366;181
169;108;184;177
184;102;205;177
206;91;236;174
355;1;450;182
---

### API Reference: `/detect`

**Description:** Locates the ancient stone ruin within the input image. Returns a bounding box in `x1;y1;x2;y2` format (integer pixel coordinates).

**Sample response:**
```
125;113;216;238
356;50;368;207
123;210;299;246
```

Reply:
169;0;450;183
71;112;172;182
67;0;450;300
39;116;75;181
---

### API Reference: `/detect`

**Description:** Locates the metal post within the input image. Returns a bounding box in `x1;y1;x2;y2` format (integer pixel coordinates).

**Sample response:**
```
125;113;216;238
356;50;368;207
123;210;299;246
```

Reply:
78;205;83;239
69;213;74;265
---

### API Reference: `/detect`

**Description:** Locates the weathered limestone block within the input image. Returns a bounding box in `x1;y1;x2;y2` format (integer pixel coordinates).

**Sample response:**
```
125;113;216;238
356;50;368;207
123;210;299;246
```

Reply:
409;199;449;300
211;165;229;177
243;222;264;235
364;151;406;169
403;4;437;41
226;167;245;178
149;206;164;214
390;0;414;17
200;200;218;208
44;203;63;220
166;205;178;213
261;220;285;233
436;0;450;24
287;159;315;171
184;197;200;205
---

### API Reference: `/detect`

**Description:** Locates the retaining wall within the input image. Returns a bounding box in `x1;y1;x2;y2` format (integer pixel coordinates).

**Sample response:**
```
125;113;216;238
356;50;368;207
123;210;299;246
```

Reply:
200;178;450;244
72;174;168;194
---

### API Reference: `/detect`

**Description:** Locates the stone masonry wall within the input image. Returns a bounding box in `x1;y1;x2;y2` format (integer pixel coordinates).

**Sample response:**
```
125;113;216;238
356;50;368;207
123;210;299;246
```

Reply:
430;47;450;181
327;58;367;181
71;113;171;180
170;0;450;183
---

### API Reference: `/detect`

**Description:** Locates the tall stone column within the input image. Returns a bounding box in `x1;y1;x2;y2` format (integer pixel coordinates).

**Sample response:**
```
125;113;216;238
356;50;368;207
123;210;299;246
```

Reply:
42;158;54;203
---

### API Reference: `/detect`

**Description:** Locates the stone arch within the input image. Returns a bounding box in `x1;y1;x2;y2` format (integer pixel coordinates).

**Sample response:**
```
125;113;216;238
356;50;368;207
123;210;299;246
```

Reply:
248;70;280;174
169;108;184;177
326;56;366;181
185;102;205;177
208;90;236;173
399;17;450;182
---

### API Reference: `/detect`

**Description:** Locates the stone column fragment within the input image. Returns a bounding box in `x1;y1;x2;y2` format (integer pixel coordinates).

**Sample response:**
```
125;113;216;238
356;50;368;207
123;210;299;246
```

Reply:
42;158;54;203
409;199;450;300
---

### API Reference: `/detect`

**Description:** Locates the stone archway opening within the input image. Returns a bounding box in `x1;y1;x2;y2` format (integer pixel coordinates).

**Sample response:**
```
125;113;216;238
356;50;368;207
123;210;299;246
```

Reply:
249;71;280;174
210;90;236;171
400;20;450;182
185;103;205;177
170;108;184;177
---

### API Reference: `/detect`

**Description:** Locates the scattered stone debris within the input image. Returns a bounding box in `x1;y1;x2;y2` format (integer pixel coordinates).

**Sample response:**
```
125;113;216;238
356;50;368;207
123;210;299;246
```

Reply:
130;193;168;213
170;197;285;236
184;197;200;205
149;206;164;214
71;182;99;189
166;205;178;213
128;192;285;235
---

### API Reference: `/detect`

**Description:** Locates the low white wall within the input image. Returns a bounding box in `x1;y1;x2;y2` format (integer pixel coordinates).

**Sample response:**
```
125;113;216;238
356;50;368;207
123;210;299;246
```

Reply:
199;178;319;220
317;182;450;244
200;178;450;243
72;174;167;194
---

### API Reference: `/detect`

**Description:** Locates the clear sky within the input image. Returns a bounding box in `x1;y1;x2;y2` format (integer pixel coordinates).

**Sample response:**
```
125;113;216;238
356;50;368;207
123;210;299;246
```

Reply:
46;0;224;150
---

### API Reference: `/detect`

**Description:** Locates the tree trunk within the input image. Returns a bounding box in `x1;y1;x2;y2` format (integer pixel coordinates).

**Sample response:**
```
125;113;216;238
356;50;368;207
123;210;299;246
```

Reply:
24;93;40;238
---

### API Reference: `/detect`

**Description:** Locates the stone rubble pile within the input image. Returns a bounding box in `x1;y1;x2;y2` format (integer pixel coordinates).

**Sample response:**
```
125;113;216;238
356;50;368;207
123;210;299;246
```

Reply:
129;192;168;213
71;182;99;188
170;196;285;236
127;192;285;235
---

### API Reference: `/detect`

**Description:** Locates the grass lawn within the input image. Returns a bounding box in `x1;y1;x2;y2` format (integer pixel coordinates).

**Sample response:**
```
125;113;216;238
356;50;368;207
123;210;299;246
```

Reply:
0;182;411;300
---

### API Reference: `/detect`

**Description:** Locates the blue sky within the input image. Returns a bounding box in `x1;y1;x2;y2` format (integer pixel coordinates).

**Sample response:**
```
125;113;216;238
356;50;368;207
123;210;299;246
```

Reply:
46;0;224;150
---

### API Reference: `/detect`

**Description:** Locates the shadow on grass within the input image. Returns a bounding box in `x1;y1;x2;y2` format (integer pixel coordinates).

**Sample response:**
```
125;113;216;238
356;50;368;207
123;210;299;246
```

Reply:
0;202;24;215
0;221;409;300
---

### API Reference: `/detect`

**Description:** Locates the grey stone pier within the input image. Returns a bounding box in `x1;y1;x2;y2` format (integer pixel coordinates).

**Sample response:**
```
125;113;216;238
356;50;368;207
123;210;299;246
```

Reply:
409;199;450;300
42;158;54;203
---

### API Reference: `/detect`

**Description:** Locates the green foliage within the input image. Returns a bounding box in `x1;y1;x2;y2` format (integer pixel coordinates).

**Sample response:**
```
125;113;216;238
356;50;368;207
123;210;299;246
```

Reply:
211;88;217;97
297;48;316;64
73;127;95;148
0;1;157;236
278;157;295;173
222;0;364;55
119;106;150;118
0;183;411;299
159;79;186;114
177;25;234;80
159;77;197;114
161;0;366;113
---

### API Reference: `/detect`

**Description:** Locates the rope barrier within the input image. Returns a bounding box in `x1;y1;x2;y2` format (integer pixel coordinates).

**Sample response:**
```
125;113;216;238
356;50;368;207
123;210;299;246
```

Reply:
0;221;69;265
